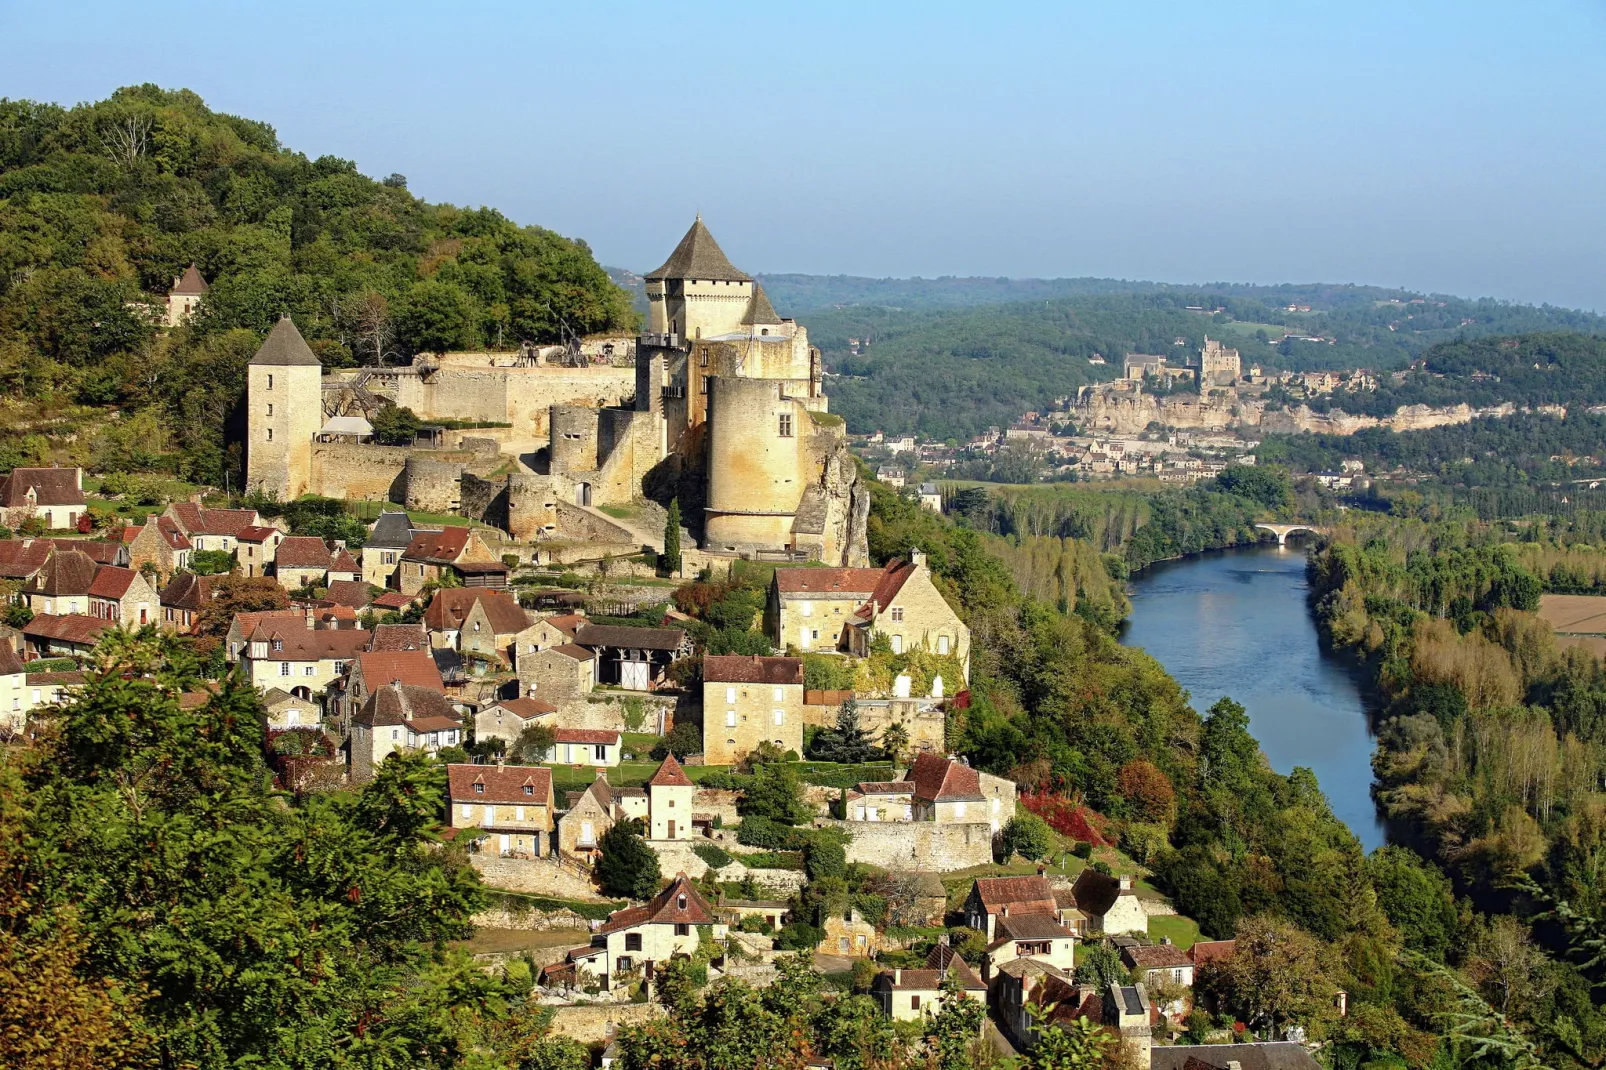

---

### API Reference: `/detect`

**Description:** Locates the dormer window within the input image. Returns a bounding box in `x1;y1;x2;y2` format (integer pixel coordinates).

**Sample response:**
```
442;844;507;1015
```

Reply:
677;894;687;910
473;783;484;794
272;639;283;651
523;785;533;795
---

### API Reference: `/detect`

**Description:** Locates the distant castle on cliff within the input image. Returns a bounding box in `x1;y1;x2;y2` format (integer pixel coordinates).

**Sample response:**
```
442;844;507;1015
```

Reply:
243;219;868;567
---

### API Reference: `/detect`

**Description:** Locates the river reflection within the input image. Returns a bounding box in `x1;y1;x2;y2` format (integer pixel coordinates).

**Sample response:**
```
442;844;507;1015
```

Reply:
1120;542;1386;851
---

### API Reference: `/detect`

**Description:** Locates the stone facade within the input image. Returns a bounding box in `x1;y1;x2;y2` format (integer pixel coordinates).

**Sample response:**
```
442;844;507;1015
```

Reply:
815;817;996;871
700;655;805;766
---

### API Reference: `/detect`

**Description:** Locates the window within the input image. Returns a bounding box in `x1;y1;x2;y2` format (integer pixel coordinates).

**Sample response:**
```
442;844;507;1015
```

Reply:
677;894;687;909
625;933;642;952
280;663;290;676
595;744;607;760
778;413;793;437
272;639;283;652
910;995;921;1011
304;665;314;676
772;687;783;702
267;374;273;390
383;551;395;564
266;428;273;442
474;783;484;794
514;806;525;821
773;710;784;726
523;784;534;795
266;403;273;416
675;923;690;937
617;955;634;971
726;710;737;727
725;686;736;704
890;607;904;623
891;634;903;654
460;805;473;819
937;635;950;655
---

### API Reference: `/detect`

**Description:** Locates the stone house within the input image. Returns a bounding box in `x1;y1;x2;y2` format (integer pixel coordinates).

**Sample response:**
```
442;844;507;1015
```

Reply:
573;623;691;690
86;566;159;627
517;643;595;700
163;504;264;554
164;264;208;326
918;483;942;512
646;753;695;842
341;649;446;723
273;536;336;590
1122;941;1194;1017
397;526;499;596
19;550;98;616
422;588;530;661
512;612;584;660
225;609;307;661
907;751;1014;831
122;514;192;579
1070;869;1148;936
556;774;617;860
871;944;986;1021
259;685;321;730
965;875;1059;940
235;525;284;577
993;961;1084;1052
587;873;726;989
324;579;378;612
819;907;882;957
544;727;621;767
361;511;417;589
983;912;1077;982
767;550;969;680
22;614;115;659
701;654;804;765
0;467;86;531
159;572;214;633
844;780;914;822
348;681;463;782
473;696;558;748
44;538;126;567
242;622;371;701
327;549;358;583
446;762;556;858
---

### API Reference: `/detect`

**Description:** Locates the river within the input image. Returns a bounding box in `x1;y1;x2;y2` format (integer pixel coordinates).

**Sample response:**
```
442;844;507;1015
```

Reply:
1120;543;1386;851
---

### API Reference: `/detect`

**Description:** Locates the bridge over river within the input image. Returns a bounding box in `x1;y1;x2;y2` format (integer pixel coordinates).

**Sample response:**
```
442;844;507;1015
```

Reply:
1255;522;1327;546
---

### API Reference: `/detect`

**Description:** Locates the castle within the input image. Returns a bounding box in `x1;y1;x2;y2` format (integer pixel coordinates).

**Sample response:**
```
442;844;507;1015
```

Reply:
245;218;868;566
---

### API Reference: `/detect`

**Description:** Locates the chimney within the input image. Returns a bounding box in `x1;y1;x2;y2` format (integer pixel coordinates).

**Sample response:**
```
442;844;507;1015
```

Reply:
1118;875;1132;891
893;968;901;985
1160;936;1172;945
909;547;927;569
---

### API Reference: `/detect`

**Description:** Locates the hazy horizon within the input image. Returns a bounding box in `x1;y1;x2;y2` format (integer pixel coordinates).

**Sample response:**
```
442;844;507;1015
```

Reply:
6;1;1604;310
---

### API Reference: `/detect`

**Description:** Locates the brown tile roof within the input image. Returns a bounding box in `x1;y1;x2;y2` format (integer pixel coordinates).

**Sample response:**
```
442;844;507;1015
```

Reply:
274;536;333;569
24;550;99;597
354;681;458;729
329;549;359;573
1150;1044;1322;1070
0;646;24;675
0;468;84;508
997;914;1074;941
852;781;913;795
22;613;115;646
548;642;595;662
401;527;467;564
971;875;1058;915
370;591;415;610
171;264;208;296
355;649;444;690
488;697;557;720
45;539;122;564
368;623;428;651
249;314;322;367
249;625;371;662
1188;939;1236;966
877;958;985;992
774;566;884;596
447;762;552;806
645;218;752;283
424;588;529;635
324;579;374;609
908;752;983;803
552;727;620;745
0;540;51;579
87;566;138;600
168;504;260;538
704;654;803;686
648;753;693;787
237;525;280;543
598;873;718;934
866;559;916;614
1125;943;1192;969
25;670;83;687
924;944;988;989
541;612;586;638
573;623;687;652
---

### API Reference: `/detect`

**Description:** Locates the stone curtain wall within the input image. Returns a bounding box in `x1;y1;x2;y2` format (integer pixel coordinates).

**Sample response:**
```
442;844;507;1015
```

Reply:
818;817;997;871
549;1004;661;1045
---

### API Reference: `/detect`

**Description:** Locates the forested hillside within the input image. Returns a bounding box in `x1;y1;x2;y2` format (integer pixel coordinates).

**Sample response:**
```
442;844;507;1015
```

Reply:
0;85;635;486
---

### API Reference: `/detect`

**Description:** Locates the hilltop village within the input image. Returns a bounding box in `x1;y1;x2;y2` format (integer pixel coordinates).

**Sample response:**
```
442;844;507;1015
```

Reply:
0;220;1312;1066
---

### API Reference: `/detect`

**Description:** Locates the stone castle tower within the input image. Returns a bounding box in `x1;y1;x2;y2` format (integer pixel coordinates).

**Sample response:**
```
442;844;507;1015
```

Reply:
1200;336;1241;386
644;215;756;341
245;315;323;500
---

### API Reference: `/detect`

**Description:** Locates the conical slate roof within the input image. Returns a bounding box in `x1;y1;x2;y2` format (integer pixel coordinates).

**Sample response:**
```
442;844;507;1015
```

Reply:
250;314;322;367
172;263;209;295
741;283;783;326
645;217;752;282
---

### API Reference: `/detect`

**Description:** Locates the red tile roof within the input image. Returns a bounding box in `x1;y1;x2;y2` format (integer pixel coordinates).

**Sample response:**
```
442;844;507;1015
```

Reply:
167;504;259;538
370;591;414;609
0;540;51;579
368;623;428;652
598;873;716;935
487;697;557;720
0;647;24;675
354;681;458;729
248;625;371;662
774;566;884;596
552;727;620;745
22;613;115;646
0;467;84;507
704;654;804;686
401;527;468;564
446;763;552;806
87;566;138;600
324;579;375;609
1188;940;1236;966
274;536;333;569
908;752;982;803
542;612;586;638
424;588;529;635
329;549;359;573
648;753;693;787
355;649;444;691
970;875;1058;915
237;525;280;543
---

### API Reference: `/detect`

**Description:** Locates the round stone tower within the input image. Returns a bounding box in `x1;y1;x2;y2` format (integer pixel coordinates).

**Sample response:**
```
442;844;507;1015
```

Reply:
403;457;462;514
704;376;805;552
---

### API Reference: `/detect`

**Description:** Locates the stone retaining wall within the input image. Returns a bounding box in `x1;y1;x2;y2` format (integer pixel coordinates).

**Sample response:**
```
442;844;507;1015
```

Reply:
818;817;996;871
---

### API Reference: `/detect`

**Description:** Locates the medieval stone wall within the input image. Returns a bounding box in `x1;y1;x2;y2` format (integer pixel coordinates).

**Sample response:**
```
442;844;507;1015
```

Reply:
549;1004;661;1045
403;458;465;513
389;365;635;438
816;817;996;871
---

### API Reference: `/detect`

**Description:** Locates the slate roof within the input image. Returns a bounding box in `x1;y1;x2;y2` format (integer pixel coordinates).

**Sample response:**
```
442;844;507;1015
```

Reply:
171;264;209;295
703;654;803;686
86;566;139;600
1150;1044;1322;1070
354;681;458;729
573;623;687;652
741;284;783;326
355;649;444;691
249;314;322;367
22;613;115;646
970;875;1058;916
908;752;983;804
446;762;552;806
24;550;99;597
0;468;84;508
424;588;529;635
648;753;693;788
644;218;752;282
274;536;333;569
367;510;417;549
597;873;717;935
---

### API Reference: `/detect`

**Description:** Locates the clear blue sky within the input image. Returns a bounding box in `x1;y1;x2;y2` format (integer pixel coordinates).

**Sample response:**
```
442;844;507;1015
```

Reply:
5;1;1605;309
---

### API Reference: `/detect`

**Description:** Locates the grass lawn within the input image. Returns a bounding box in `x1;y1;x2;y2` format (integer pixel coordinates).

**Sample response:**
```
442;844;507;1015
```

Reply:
598;504;635;519
1146;914;1201;950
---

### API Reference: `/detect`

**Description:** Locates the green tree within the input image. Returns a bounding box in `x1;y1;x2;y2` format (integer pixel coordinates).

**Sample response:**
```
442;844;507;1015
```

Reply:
661;498;682;575
650;721;701;761
1000;812;1053;861
1025;1007;1115;1070
595;819;660;899
1365;845;1458;960
738;763;811;825
397;279;479;354
1075;941;1127;992
809;699;873;764
186;548;236;575
924;971;986;1070
511;721;556;764
370;402;422;446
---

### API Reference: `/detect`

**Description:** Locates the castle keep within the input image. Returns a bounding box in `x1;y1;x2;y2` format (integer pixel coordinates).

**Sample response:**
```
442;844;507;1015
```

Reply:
246;218;868;566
